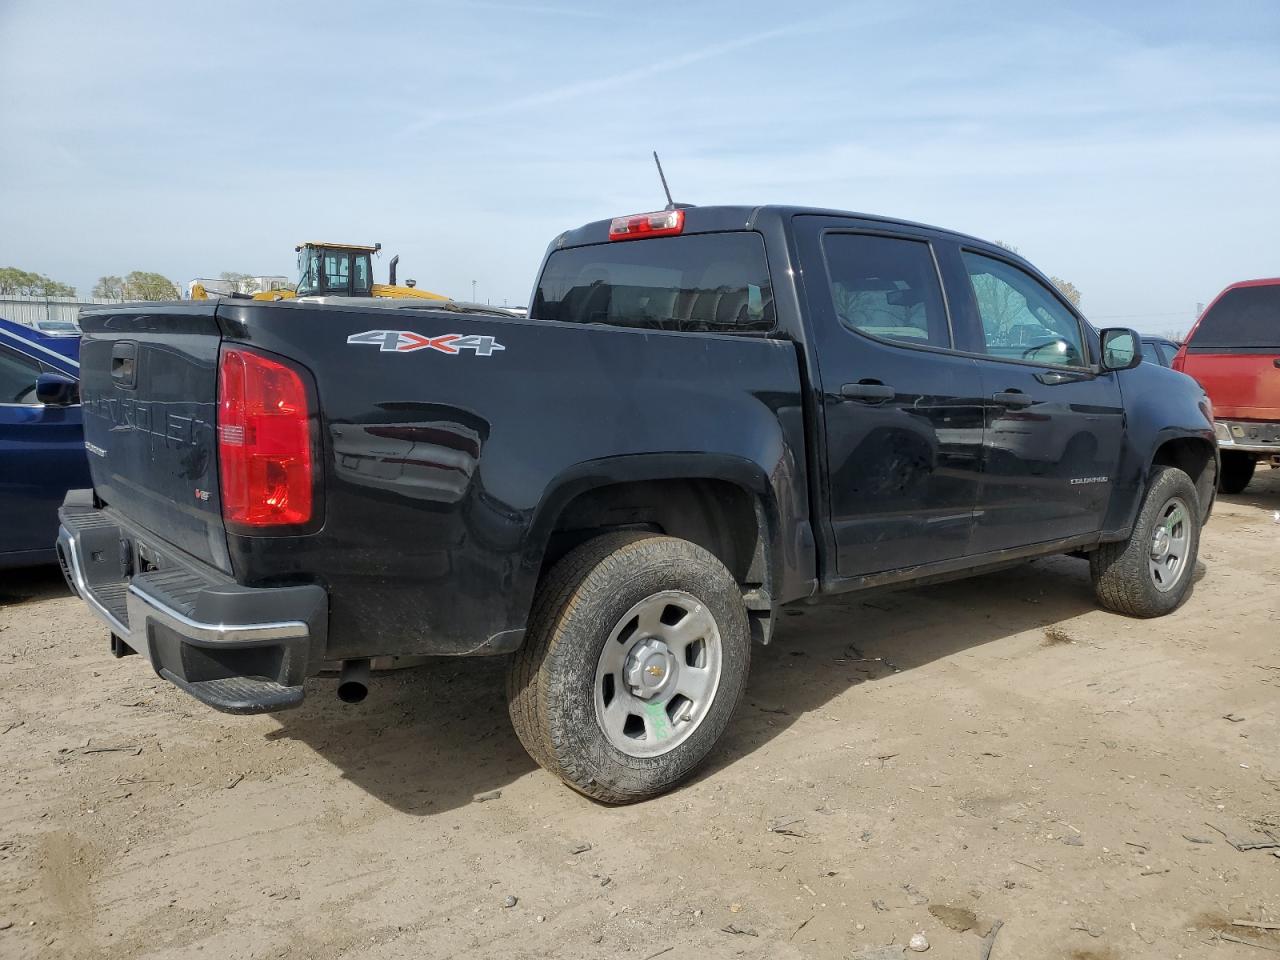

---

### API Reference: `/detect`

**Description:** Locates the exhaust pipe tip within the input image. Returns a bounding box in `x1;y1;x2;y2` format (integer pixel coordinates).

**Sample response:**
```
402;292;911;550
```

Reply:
337;679;368;704
337;658;371;704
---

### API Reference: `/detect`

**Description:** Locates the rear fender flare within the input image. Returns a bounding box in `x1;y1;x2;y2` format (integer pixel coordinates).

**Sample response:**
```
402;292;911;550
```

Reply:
517;453;785;617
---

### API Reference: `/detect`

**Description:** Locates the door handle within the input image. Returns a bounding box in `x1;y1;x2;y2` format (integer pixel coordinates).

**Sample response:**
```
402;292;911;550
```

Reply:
992;390;1033;408
841;382;895;402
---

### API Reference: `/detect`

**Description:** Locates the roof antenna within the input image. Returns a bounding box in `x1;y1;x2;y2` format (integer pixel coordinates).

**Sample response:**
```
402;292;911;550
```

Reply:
653;151;692;211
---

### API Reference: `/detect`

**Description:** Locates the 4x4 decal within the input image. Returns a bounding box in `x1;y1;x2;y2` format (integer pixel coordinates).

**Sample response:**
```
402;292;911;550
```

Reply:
346;330;506;356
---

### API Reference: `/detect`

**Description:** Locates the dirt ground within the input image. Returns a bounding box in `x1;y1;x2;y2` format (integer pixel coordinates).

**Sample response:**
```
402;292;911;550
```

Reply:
1;472;1277;960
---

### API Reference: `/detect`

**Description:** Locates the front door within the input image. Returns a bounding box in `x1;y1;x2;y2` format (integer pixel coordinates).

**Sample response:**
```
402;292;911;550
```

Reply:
950;248;1125;553
797;220;986;578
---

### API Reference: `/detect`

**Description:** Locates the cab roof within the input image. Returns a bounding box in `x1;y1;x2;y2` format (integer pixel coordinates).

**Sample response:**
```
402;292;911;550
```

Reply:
555;204;996;250
294;241;380;252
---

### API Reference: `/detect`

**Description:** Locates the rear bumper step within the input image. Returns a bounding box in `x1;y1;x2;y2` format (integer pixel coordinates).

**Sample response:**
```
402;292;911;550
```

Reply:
1215;419;1280;453
57;497;327;714
159;673;307;714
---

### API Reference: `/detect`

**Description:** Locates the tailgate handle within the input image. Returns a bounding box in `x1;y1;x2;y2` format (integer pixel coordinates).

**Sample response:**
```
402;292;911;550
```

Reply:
1274;359;1280;369
111;342;138;388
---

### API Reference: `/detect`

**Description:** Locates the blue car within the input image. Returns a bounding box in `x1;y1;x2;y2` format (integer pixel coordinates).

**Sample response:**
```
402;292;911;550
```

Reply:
0;317;90;568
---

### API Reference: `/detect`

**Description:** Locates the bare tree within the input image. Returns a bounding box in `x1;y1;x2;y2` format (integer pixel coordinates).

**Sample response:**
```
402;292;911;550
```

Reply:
219;271;258;294
1050;277;1082;308
93;275;125;299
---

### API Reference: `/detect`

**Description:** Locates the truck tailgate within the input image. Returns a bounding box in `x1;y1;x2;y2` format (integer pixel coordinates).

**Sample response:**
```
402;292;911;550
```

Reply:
78;303;231;572
1179;352;1280;420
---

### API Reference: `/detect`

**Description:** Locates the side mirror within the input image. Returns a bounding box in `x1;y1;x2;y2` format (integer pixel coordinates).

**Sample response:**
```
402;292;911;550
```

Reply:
1099;328;1142;372
36;372;79;406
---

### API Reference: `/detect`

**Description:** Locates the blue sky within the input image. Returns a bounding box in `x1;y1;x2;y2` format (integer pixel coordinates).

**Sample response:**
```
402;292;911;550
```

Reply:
1;0;1277;334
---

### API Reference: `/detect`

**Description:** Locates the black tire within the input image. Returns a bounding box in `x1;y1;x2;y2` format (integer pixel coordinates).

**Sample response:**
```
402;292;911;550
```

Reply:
1218;451;1256;495
1090;465;1201;618
506;531;750;803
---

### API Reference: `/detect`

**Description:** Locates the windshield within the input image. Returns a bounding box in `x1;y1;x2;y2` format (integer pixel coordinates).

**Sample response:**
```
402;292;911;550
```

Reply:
532;232;774;333
296;247;320;296
1190;285;1280;350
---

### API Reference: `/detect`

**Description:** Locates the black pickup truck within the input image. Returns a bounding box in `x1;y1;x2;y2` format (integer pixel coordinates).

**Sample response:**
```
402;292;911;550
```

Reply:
58;205;1217;802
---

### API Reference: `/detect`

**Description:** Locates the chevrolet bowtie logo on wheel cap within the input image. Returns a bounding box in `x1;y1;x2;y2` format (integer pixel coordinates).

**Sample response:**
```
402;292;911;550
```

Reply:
346;330;506;356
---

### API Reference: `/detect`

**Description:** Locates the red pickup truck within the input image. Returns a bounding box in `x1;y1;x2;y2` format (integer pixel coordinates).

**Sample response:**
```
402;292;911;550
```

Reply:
1173;278;1280;493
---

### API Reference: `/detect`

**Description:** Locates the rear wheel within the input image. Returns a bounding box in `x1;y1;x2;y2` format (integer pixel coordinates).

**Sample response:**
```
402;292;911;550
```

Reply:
1090;466;1201;618
1218;451;1256;494
506;531;750;803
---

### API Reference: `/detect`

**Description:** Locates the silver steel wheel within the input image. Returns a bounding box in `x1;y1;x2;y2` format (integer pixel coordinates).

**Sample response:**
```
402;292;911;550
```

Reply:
593;589;723;758
1148;496;1191;592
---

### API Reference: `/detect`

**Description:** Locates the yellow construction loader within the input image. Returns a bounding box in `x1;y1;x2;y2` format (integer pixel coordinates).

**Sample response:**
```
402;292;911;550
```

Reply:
190;242;448;302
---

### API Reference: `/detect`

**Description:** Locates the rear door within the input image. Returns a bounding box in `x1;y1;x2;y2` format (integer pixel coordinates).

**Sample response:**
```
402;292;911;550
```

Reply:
78;303;230;571
945;246;1125;553
1175;282;1280;421
795;218;985;577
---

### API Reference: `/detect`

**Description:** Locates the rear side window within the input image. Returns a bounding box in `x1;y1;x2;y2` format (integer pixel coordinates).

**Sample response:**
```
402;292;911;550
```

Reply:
822;233;950;347
532;232;774;333
1190;285;1280;350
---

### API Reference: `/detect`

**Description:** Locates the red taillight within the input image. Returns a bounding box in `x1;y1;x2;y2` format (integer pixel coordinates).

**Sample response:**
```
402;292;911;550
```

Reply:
217;347;312;527
608;208;685;241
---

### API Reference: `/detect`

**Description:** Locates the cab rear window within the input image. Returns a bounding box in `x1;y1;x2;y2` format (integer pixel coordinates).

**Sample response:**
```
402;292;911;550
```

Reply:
532;232;774;333
1189;285;1280;350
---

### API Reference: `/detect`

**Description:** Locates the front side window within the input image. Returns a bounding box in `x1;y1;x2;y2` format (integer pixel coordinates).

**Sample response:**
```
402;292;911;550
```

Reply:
0;346;42;404
962;251;1086;367
532;232;774;333
822;233;950;348
1141;340;1163;365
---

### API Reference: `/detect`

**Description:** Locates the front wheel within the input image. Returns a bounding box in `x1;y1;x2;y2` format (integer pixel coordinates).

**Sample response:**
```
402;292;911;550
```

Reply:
506;531;750;803
1090;465;1201;618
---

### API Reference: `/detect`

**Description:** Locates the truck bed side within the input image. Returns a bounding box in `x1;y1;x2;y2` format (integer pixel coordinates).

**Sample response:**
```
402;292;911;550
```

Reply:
78;300;813;662
223;302;813;658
